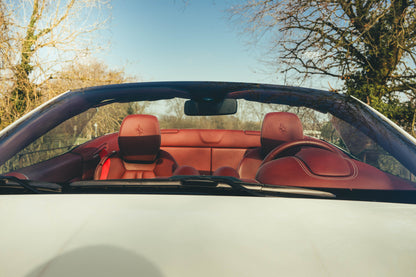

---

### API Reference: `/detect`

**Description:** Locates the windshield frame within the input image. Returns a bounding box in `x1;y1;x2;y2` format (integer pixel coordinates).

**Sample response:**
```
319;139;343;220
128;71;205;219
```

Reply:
1;81;416;177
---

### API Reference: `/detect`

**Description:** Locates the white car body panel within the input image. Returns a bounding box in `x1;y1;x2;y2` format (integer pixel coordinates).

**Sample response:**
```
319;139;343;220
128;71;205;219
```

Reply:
1;194;416;277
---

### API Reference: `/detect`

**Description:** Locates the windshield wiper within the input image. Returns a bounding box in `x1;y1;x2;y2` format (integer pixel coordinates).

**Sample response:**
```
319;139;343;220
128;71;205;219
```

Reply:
170;176;265;197
71;177;264;196
172;176;335;198
71;176;336;198
0;176;62;193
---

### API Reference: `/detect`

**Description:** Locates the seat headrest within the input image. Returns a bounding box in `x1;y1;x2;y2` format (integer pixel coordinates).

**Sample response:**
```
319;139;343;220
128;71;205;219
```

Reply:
118;114;161;162
261;112;303;154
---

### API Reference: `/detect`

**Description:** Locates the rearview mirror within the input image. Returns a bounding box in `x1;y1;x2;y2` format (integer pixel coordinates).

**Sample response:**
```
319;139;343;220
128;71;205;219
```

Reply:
184;99;237;116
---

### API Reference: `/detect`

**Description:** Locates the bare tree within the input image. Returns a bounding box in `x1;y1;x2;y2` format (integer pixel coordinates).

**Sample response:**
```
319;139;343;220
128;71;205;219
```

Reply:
167;98;186;124
232;0;416;133
0;1;8;68
43;59;130;95
0;0;12;80
43;59;145;137
0;0;110;129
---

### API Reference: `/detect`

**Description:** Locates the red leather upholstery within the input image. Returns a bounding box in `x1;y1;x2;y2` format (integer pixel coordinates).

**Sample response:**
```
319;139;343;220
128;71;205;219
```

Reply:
83;129;261;177
161;129;260;147
5;172;29;180
94;115;177;180
162;147;211;174
237;149;263;179
256;147;416;190
212;148;248;174
213;166;240;178
173;165;200;176
261;112;304;155
238;112;304;179
118;114;161;162
161;129;260;174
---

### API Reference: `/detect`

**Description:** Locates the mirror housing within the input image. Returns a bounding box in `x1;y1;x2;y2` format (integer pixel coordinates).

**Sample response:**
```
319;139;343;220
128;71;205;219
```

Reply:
184;99;237;116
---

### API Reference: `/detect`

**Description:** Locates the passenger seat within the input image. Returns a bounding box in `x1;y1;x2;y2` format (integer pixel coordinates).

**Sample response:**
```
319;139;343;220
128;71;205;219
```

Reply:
94;114;177;179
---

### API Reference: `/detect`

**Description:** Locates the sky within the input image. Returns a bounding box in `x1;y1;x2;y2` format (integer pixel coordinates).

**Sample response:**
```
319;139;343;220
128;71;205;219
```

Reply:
97;1;336;90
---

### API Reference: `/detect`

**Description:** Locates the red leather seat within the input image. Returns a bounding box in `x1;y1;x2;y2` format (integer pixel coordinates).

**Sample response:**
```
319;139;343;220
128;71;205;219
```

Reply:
213;166;240;178
237;112;304;179
173;165;200;176
94;114;177;180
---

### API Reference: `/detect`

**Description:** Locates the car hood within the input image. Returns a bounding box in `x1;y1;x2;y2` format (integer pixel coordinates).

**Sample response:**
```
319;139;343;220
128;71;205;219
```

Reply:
1;194;416;277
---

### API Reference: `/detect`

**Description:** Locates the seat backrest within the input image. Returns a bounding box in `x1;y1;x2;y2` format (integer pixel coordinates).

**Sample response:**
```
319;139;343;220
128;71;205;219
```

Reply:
94;114;177;180
160;129;260;175
237;112;304;180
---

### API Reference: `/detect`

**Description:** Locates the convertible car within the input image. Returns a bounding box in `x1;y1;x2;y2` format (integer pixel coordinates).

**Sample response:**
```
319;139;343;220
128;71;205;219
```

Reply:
1;82;416;276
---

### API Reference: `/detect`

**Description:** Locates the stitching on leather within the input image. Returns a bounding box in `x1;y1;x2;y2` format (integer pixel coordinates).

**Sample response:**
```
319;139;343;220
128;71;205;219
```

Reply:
293;157;358;180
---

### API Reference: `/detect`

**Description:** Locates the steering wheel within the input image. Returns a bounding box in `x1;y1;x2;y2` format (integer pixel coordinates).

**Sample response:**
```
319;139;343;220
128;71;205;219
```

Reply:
261;140;337;166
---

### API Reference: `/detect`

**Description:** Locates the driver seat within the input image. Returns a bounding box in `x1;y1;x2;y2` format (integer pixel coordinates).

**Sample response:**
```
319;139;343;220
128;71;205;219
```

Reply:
237;112;304;180
94;114;177;180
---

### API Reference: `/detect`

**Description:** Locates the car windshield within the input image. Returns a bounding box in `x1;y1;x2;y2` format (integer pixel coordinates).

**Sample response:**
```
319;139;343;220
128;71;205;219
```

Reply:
1;84;415;200
0;99;413;180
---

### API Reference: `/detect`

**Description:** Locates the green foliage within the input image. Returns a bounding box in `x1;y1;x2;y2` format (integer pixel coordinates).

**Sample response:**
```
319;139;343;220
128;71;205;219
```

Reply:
345;75;416;132
319;121;347;149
